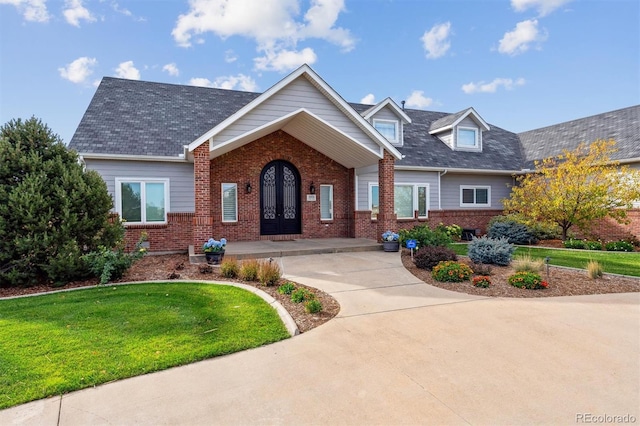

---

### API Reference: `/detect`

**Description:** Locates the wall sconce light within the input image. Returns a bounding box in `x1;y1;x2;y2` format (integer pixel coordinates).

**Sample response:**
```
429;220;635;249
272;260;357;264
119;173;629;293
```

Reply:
309;182;316;194
246;182;252;194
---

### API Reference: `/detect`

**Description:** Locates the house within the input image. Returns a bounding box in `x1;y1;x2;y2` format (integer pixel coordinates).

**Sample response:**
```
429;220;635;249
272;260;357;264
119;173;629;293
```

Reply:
69;65;640;252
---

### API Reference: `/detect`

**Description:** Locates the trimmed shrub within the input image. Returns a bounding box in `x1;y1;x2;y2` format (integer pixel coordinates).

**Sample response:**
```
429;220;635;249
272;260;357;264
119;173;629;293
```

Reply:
277;281;296;295
508;271;548;289
399;224;452;248
472;276;491;288
291;288;315;303
467;236;515;266
431;261;473;282
512;254;544;273
414;246;457;270
584;241;603;251
489;214;560;241
471;263;493;276
605;241;634;252
239;259;260;281
564;238;586;249
258;260;281;286
220;257;239;278
305;299;322;313
488;220;538;245
436;223;463;241
586;260;604;279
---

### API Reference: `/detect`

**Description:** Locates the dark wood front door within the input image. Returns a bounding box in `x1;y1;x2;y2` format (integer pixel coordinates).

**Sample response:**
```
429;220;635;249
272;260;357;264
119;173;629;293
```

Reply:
260;160;301;235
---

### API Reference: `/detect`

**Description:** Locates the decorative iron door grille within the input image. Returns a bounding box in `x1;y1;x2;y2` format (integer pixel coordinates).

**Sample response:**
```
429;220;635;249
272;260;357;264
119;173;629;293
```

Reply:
260;160;301;235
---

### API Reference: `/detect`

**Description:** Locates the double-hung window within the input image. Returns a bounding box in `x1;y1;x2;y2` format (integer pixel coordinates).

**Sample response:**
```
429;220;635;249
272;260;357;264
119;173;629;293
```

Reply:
116;179;169;224
320;184;333;220
221;183;238;222
460;185;490;207
369;183;429;219
373;119;399;143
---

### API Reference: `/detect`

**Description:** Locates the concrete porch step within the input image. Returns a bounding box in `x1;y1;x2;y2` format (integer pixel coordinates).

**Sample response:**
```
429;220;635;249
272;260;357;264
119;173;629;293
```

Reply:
189;238;382;263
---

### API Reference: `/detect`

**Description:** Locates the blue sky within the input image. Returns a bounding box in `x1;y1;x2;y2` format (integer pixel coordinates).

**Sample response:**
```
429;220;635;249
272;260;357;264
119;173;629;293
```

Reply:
1;0;638;144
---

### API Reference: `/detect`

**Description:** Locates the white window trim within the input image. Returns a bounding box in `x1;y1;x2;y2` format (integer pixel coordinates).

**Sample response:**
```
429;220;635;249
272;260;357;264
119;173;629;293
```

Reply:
460;185;491;207
320;184;334;220
115;178;170;225
456;126;480;150
373;118;399;143
369;182;430;219
369;182;379;219
221;183;238;223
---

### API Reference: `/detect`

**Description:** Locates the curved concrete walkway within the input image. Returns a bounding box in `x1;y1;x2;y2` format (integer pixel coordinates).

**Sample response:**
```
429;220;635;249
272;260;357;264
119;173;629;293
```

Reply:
2;252;639;425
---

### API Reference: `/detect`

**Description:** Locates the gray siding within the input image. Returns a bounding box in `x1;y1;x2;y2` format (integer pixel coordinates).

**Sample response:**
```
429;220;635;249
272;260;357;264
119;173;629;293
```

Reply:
212;76;379;152
440;174;513;209
357;171;378;210
85;159;195;212
437;130;453;149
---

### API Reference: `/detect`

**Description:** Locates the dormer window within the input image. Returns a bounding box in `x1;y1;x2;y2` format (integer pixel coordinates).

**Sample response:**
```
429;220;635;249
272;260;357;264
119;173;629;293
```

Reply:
373;119;399;143
457;127;478;149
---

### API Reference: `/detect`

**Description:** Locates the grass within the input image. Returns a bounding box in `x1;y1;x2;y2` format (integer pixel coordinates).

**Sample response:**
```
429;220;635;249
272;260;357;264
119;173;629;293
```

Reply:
0;283;290;409
449;244;640;277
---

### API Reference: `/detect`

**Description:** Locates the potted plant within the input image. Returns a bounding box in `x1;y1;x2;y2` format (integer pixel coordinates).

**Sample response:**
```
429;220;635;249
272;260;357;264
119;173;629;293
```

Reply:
381;230;400;252
203;237;227;264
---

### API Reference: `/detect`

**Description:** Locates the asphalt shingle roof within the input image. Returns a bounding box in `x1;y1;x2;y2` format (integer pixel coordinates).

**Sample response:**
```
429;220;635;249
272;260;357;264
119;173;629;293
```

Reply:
69;77;260;157
70;78;638;172
518;105;640;168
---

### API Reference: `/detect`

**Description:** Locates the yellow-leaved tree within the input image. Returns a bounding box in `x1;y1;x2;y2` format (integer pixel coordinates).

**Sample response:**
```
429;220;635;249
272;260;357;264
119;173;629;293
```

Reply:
503;139;640;240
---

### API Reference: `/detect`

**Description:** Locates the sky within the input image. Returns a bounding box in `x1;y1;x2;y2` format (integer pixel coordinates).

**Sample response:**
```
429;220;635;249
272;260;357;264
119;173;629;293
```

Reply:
1;0;638;145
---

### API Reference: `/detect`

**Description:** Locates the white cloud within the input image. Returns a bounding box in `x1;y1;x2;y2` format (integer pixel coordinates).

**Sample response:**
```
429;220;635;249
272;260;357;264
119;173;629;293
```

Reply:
114;61;141;80
58;56;97;84
511;0;571;16
254;47;317;72
360;93;375;104
213;74;258;91
188;77;214;87
225;49;238;63
405;90;433;108
162;63;180;76
462;77;526;94
421;22;452;59
498;19;547;56
0;0;49;22
63;0;95;27
172;0;354;73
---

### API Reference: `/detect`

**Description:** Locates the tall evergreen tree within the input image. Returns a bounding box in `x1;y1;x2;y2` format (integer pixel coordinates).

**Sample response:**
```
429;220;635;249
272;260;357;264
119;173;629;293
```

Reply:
0;117;121;287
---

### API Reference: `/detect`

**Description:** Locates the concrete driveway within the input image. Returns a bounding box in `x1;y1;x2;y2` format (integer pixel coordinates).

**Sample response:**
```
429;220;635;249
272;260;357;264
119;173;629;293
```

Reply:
3;251;639;425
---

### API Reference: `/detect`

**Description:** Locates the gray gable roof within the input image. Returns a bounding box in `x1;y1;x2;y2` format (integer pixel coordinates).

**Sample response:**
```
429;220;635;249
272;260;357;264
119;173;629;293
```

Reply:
69;77;259;157
518;105;640;168
429;109;468;133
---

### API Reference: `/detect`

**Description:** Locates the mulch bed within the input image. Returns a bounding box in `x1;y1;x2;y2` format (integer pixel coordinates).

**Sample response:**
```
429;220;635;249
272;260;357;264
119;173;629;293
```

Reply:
401;250;640;298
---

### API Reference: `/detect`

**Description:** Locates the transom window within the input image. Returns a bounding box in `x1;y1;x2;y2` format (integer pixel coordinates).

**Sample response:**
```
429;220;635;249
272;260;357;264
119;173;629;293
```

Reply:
460;185;490;207
457;127;479;149
116;178;169;224
373;119;399;143
369;183;429;219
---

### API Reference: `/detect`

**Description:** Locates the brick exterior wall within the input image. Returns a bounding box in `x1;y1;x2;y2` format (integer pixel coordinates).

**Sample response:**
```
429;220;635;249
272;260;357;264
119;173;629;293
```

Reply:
123;212;193;252
397;209;504;236
207;130;354;242
578;209;640;241
377;150;397;241
193;144;213;253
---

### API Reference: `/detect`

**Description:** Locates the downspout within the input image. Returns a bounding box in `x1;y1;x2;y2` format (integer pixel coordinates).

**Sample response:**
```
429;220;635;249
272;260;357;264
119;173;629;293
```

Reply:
438;169;447;210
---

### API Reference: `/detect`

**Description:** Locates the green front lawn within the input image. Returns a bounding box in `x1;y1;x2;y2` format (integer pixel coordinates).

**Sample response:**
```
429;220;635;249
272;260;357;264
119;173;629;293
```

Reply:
448;244;640;276
0;283;290;409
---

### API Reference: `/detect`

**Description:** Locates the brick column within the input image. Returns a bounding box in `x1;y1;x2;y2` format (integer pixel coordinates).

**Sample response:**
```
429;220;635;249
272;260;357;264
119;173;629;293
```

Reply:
377;150;397;241
193;144;212;253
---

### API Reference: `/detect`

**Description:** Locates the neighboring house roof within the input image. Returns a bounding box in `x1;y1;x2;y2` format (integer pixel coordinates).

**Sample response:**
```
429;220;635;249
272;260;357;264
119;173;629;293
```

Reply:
518;105;640;168
69;77;259;158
